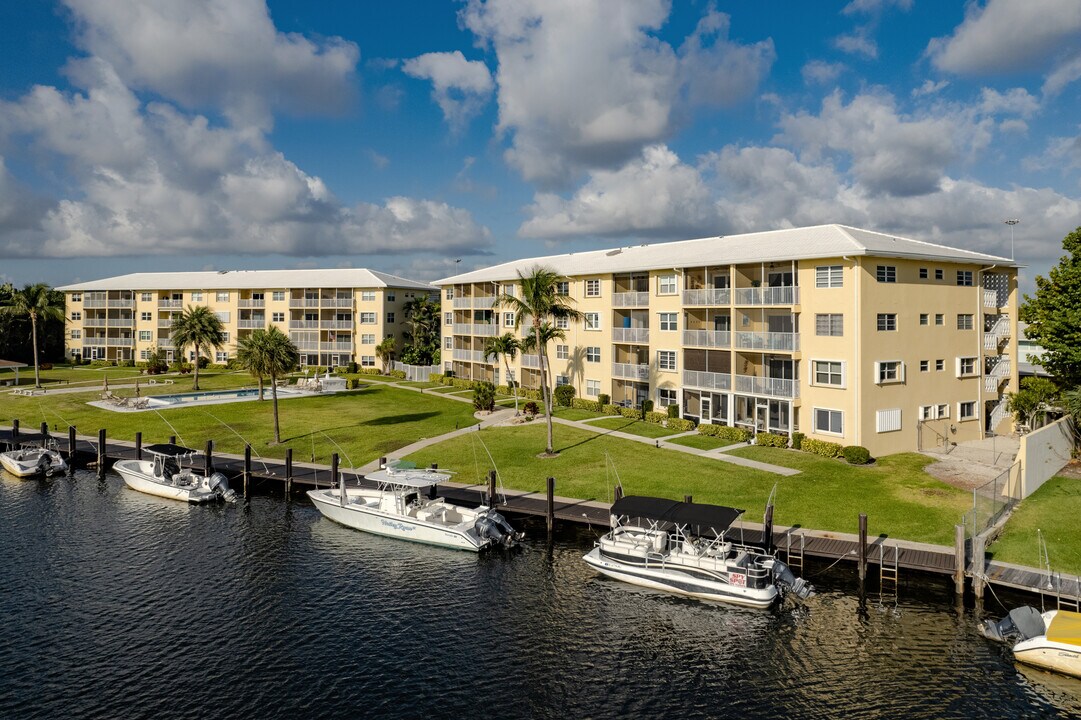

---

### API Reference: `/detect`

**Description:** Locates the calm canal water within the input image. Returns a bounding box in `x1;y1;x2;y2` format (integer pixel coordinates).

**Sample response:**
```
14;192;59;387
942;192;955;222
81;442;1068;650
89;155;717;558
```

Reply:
1;469;1080;719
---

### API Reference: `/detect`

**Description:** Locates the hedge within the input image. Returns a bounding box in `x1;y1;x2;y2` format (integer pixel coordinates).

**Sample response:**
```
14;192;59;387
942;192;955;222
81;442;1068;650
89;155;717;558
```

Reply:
618;406;640;419
645;411;668;425
801;438;844;458
598;393;610;406
667;417;695;432
755;432;788;448
697;424;750;443
667;404;680;419
389;370;407;379
554;384;576;407
842;445;872;465
791;431;805;450
572;398;602;412
602;404;621;415
429;373;445;384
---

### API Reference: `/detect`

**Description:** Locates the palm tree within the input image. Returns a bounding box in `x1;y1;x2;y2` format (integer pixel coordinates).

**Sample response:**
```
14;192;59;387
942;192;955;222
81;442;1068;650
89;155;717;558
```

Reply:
494;266;582;455
375;336;396;374
401;296;440;365
484;333;521;414
521;322;566;401
0;283;64;388
235;327;298;444
170;305;225;391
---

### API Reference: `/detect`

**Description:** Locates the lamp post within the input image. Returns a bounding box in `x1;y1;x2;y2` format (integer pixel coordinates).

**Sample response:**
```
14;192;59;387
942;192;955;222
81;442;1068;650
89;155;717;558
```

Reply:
1005;218;1020;261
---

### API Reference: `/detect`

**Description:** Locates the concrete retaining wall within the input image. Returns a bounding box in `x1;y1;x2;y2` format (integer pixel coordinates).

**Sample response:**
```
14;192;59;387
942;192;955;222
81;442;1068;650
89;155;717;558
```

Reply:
1016;416;1076;498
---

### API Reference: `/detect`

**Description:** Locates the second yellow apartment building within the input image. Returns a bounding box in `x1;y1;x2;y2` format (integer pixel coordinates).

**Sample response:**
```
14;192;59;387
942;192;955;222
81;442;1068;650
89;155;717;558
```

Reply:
436;225;1019;457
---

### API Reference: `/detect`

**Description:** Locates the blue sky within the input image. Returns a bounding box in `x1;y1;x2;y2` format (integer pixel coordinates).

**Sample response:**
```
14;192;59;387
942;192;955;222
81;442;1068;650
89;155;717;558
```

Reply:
0;0;1079;293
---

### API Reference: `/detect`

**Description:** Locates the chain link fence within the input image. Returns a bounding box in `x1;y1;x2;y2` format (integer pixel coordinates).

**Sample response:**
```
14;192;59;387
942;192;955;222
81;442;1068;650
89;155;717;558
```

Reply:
962;461;1022;539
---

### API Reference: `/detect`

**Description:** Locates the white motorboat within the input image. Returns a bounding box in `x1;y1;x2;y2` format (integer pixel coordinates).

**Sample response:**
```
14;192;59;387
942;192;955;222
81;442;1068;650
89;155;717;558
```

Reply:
0;439;68;477
307;460;522;552
583;495;814;608
113;443;235;504
983;606;1081;679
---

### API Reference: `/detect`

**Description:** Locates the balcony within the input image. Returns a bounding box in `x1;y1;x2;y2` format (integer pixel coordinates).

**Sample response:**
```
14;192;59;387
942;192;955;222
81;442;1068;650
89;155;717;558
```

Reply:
734;374;798;399
733;286;799;306
612;291;649;308
983;315;1011;350
238;299;265;308
466;324;499;337
289;298;321;308
83;319;107;328
289;320;320;329
83;296;107;309
682;369;731;391
82;337;106;346
158;319;174;328
320;342;354;352
734;331;799;352
682;288;731;306
521;354;540;369
237;320;265;329
294;340;319;351
321;320;353;330
453;297;473;309
323;298;353;308
612;362;649;380
682;330;730;349
157;299;183;309
99;337;133;347
984;356;1011;392
612;327;650;344
473;296;498;309
107;318;134;328
452;349;487;362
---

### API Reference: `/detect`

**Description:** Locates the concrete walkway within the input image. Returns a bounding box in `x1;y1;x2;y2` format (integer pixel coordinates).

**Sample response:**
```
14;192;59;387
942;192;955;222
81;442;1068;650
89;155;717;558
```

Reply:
355;407;516;473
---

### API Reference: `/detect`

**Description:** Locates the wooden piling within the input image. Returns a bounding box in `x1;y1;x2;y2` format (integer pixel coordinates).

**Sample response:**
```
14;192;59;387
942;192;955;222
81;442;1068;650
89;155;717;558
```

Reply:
763;504;775;555
973;533;987;600
614;485;623;502
204;440;213;478
285;448;293;497
954;524;966;597
332;453;339;487
135;431;142;460
40;421;49;438
430;463;438;470
97;429;106;479
683;494;693;504
68;426;76;460
546;476;555;535
169;435;176;445
487;469;497;507
379;456;387;469
858;513;868;583
12;419;19;440
244;445;252;498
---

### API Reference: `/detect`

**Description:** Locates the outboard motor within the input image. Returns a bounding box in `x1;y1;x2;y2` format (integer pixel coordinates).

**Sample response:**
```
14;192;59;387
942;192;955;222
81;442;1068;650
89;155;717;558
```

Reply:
982;606;1045;644
771;558;815;600
474;510;524;547
207;472;237;502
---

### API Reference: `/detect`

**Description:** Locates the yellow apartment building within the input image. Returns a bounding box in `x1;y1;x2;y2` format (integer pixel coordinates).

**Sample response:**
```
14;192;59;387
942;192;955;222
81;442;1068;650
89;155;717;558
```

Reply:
436;225;1019;457
57;269;435;370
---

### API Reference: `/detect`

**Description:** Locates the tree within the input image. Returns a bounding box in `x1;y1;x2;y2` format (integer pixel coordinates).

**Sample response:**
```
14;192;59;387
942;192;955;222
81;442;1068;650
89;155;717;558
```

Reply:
375;336;396;373
1006;377;1059;428
235;327;298;444
401;296;440;365
170;305;225;391
1020;227;1081;387
483;333;521;414
0;283;65;387
494;266;582;456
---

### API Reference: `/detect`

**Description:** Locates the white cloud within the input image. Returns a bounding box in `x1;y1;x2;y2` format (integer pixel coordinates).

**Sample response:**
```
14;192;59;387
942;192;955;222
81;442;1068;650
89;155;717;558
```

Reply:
401;51;493;130
912;79;949;97
461;0;773;186
978;87;1040;118
1043;54;1081;97
63;0;359;129
834;30;877;59
802;60;845;85
843;0;913;15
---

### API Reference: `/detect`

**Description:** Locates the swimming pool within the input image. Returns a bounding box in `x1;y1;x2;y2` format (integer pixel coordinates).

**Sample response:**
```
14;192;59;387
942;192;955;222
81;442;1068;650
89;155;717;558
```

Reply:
146;387;302;408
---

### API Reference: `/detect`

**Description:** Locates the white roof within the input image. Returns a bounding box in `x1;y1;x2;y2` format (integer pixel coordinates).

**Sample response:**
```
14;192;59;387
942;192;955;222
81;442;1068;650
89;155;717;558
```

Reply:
57;268;435;292
436;224;1016;285
366;464;454;488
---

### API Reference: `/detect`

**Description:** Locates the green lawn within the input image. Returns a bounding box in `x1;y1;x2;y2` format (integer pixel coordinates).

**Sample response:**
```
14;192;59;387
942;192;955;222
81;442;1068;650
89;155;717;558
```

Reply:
397;381;442;389
552;407;605;422
989;475;1081;576
404;424;970;545
667;434;734;451
587;417;679;438
1;375;478;468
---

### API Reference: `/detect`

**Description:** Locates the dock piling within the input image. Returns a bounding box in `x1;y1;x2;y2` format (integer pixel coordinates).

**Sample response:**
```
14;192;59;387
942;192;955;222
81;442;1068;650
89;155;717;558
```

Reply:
973;533;987;600
331;453;339;490
858;513;868;584
243;445;252;498
954;525;966;597
97;429;106;479
40;421;48;439
67;426;76;460
135;432;142;460
12;419;19;440
204;440;213;478
763;503;775;555
487;469;497;507
683;494;693;504
546;476;555;536
169;435;176;445
285;448;293;497
614;485;623;502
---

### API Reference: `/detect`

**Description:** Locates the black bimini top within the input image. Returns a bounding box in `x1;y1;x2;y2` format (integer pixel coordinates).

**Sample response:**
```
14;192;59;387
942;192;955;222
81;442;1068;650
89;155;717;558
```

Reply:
611;495;744;534
144;443;199;457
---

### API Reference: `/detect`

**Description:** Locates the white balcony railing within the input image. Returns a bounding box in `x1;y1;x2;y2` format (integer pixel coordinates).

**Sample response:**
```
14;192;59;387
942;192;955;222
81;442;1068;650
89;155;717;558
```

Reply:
467;324;499;337
294;341;319;351
521;354;540;369
158;319;174;328
734;331;799;352
682;369;731;391
321;320;353;330
473;296;499;309
108;299;133;308
289;298;321;308
107;318;134;328
106;337;133;347
158;299;183;309
682;330;731;348
320;342;354;352
682;288;731;306
734;374;798;398
983;315;1011;350
289;321;320;329
984;356;1011;392
237;320;265;329
612;327;650;343
990;398;1010;427
452;349;487;362
238;299;265;308
612;291;649;307
733;286;799;306
453;298;473;309
323;298;353;308
83;319;107;328
612;362;649;380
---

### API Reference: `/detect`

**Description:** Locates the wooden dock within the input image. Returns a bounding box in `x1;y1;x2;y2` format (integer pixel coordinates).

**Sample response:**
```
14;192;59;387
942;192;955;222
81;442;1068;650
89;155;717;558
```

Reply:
2;424;1077;605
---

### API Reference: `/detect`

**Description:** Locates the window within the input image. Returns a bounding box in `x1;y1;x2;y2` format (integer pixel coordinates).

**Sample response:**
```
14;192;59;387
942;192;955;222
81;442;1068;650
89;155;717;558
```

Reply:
920;405;935;420
935;313;944;326
585;279;601;297
920;360;929;372
935;269;944;280
387;293;395;302
444;312;452;326
586;347;601;363
386;312;395;324
71;311;82;321
71;293;82;302
362;334;375;344
556;375;570;387
936;359;944;371
659;388;677;406
815;314;843;336
139;350;149;360
813;360;843;386
658;275;676;295
876;265;897;283
937;403;949;419
555;281;569;296
814;408;843;435
272;291;285;302
272;312;285;323
659;312;677;331
958;357;977;376
504;312;515;327
876;408;902;433
252;293;264;301
957;314;974;330
876;313;896;331
585;312;600;330
876;360;903;383
216;292;229;302
361;291;375;302
139;312;151;321
957;270;973;286
191;291;203;302
556;344;568;360
70;329;81;339
139;331;152;341
445;288;454;300
658;350;677;371
555;316;569;329
919;268;928;279
586;379;600;397
919;313;928;326
140;292;153;302
816;265;843;288
216;351;229;363
361;355;375;367
959;401;977;420
220;332;229;343
360;312;376;324
214;311;229;323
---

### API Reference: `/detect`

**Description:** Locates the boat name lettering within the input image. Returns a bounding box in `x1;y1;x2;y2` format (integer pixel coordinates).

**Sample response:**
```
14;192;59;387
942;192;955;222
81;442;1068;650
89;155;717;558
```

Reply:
380;519;415;532
730;572;746;587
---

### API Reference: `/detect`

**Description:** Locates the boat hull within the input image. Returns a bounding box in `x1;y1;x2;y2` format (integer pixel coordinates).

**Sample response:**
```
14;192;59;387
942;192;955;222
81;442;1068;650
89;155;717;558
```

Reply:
583;546;778;609
1014;641;1081;679
113;460;218;504
0;450;67;478
308;489;486;552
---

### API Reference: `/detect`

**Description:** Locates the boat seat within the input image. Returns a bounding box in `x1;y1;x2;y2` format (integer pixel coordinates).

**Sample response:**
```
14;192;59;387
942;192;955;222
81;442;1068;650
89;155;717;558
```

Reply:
732;551;749;568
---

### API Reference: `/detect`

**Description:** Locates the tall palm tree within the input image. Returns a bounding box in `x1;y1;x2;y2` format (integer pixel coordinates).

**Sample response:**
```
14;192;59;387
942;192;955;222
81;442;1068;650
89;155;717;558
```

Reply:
521;322;566;403
401;296;440;365
170;305;225;391
494;266;582;455
236;327;298;444
0;283;64;388
483;333;521;414
375;336;396;374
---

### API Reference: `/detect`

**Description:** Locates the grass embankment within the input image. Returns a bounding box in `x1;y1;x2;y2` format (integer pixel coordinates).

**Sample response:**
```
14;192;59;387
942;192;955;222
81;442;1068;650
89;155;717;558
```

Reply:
989;476;1081;576
405;424;969;545
667;434;734;451
586;417;680;438
0;372;477;467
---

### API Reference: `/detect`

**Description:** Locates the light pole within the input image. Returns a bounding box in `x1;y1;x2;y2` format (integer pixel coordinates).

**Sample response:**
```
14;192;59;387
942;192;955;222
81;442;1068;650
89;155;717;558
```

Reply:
1005;218;1019;261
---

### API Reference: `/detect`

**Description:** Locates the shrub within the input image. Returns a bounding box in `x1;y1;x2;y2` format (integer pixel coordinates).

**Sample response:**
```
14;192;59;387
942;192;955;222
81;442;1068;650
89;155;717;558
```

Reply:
697;424;750;443
791;431;805;450
641;399;654;416
554;384;576;407
522;388;544;401
358;368;383;375
346;378;363;389
598;393;610;406
572;398;602;412
389;370;407;379
473;381;496;411
196;357;209;369
90;359;113;368
523;401;540;416
645;411;668;425
801;438;844;458
618;406;639;419
602;404;621;415
842;445;872;465
349;361;359;373
40;363;53;371
429;373;444;384
667;418;696;432
667;404;680;419
755;432;788;448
